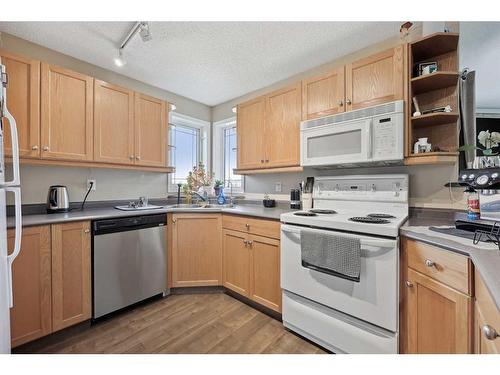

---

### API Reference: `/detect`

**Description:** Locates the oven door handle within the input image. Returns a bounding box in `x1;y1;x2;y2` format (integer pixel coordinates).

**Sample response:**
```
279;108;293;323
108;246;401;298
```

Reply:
281;225;395;249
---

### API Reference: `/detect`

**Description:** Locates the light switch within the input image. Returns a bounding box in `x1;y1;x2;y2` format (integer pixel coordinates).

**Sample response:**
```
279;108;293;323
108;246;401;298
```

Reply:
275;182;282;193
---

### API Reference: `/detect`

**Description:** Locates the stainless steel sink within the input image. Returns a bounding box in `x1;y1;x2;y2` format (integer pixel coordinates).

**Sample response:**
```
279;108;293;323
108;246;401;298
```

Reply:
168;203;234;209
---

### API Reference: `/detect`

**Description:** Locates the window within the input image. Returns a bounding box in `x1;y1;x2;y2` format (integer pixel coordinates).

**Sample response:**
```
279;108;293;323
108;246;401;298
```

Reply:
168;113;210;192
213;117;243;192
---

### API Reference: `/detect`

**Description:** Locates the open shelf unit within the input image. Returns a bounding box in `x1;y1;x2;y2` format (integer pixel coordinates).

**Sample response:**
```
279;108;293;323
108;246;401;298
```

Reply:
405;32;460;165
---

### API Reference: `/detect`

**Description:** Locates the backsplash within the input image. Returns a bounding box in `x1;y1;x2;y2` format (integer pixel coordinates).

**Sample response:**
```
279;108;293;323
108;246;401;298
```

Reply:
6;165;168;205
243;163;467;210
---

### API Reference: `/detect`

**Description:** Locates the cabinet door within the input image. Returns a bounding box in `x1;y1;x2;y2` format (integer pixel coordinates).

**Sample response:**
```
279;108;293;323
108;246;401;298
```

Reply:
265;83;302;168
345;46;404;111
406;268;471;353
249;234;281;312
0;51;40;158
8;226;51;347
236;96;266;169
474;304;500;354
51;221;91;332
41;63;93;161
134;93;168;167
222;229;250;297
302;67;345;120
172;214;222;287
94;80;134;164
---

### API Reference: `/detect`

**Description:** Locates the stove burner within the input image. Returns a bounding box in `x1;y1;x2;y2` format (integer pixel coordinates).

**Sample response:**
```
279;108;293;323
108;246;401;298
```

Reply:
293;211;318;217
367;213;396;219
349;216;390;224
309;209;337;214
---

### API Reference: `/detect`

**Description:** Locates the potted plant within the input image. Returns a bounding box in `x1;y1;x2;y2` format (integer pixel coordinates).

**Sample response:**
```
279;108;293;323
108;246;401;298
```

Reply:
214;179;224;197
263;193;276;208
459;130;500;168
185;162;214;199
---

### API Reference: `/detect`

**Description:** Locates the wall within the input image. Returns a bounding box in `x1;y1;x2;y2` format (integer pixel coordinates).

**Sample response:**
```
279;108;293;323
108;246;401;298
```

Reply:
212;22;466;209
1;32;211;204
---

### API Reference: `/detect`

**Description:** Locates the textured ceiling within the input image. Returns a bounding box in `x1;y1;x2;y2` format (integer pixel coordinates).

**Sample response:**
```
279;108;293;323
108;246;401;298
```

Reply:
0;22;402;106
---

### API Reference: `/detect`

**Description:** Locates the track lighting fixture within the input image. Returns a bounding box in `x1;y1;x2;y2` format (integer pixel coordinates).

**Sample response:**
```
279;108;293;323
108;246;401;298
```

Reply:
114;22;152;67
114;49;126;67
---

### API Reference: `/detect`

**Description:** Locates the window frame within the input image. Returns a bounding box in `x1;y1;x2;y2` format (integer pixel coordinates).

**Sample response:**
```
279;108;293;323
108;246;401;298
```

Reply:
213;117;244;193
168;112;211;193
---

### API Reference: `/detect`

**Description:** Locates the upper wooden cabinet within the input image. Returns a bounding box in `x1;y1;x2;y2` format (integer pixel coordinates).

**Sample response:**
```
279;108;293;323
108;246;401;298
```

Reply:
41;63;94;161
302;67;345;120
0;50;40;158
265;83;302;168
171;213;222;287
134;93;168;168
237;96;266;170
94;80;135;165
345;46;404;111
8;226;52;348
51;221;92;332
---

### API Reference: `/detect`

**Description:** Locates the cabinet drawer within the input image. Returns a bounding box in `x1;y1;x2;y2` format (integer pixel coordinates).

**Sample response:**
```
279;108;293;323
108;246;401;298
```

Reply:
222;214;280;239
475;273;500;353
405;238;471;295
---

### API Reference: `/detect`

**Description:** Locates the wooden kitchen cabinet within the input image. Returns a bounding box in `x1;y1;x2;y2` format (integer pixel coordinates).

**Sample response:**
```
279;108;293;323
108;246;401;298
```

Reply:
236;96;267;170
345;45;404;111
405;268;471;354
0;50;40;158
94;80;135;165
171;213;222;287
302;67;345;120
51;221;92;332
474;273;500;354
249;234;281;312
8;226;52;348
265;82;302;168
223;229;251;297
134;93;168;168
41;63;93;161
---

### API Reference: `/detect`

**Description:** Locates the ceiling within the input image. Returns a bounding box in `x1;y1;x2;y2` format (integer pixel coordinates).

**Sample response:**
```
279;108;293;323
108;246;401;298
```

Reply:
0;22;402;106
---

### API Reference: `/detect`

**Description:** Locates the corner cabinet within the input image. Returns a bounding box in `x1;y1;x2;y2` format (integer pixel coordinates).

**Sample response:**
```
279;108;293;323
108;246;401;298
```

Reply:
474;273;500;354
0;50;40;158
41;63;94;161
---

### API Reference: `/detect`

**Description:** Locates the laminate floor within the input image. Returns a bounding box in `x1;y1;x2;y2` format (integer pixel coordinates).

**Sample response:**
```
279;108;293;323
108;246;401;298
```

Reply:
17;293;327;354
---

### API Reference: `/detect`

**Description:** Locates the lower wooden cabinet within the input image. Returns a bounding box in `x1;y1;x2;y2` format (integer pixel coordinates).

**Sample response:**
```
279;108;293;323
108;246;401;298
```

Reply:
474;273;500;354
171;213;222;287
8;226;52;347
405;268;471;353
51;221;92;332
8;221;91;347
222;220;281;313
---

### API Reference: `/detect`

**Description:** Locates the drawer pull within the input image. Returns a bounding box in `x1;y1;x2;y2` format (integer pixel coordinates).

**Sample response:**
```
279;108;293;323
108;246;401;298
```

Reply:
84;229;90;233
482;325;499;340
245;223;250;229
405;281;413;288
247;240;253;246
31;145;39;150
243;239;248;246
424;259;435;268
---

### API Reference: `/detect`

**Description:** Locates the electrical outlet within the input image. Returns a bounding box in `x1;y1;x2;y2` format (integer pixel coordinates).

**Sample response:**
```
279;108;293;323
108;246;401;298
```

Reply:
87;179;96;191
275;181;282;193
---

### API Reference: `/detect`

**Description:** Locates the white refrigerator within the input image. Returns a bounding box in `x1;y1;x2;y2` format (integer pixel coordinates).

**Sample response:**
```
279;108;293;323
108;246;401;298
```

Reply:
0;58;23;354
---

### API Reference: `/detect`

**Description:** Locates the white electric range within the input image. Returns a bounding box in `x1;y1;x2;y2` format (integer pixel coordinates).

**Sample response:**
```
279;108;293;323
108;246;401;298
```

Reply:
280;174;409;354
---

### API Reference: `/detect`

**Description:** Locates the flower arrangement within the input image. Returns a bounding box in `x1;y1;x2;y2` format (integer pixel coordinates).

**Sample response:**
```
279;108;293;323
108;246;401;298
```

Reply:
460;130;500;156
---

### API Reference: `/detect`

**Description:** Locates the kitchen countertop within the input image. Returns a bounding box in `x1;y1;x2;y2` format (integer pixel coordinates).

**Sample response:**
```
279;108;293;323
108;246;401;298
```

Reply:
401;209;500;310
7;203;293;229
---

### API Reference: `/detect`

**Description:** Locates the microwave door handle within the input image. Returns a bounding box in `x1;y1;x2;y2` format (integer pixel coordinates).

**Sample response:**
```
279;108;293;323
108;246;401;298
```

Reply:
365;120;372;159
5;186;22;308
2;90;21;187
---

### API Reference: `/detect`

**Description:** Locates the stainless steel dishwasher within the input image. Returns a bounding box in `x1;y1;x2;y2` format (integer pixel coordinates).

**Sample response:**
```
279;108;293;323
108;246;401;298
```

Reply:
92;213;167;319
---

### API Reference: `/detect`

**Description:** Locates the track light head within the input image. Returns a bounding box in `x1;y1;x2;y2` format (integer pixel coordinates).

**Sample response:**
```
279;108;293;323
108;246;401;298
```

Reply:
114;49;126;67
139;22;152;42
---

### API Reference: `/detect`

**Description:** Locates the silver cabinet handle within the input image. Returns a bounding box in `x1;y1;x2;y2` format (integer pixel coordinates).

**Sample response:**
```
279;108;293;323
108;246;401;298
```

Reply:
31;145;39;150
260;159;264;163
338;100;344;107
84;229;90;234
482;325;499;340
247;240;253;246
265;159;269;163
405;281;413;288
136;156;141;160
346;99;352;105
243;239;248;246
425;259;435;268
172;218;176;224
42;146;49;151
129;155;134;160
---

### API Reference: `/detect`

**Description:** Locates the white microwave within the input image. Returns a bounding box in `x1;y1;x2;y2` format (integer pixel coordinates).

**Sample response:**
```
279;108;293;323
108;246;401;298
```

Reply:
300;100;404;168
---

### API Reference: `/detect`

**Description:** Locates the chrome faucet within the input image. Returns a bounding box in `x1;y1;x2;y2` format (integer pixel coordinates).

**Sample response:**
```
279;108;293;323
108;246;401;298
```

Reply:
191;191;208;203
227;181;234;207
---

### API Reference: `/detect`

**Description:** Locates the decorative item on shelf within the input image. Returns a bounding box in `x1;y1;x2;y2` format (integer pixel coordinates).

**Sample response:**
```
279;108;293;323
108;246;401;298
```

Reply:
418;61;438;76
414;137;432;154
412;96;422;117
422;105;453;114
263;193;276;208
399;21;414;42
214;179;224;197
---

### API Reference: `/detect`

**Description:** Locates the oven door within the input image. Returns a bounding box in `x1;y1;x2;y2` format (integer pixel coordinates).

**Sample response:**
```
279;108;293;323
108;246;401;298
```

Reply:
300;118;372;167
280;224;399;332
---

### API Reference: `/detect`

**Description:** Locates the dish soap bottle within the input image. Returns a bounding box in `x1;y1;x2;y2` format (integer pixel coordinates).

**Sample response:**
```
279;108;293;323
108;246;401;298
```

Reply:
465;186;480;220
217;187;226;205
